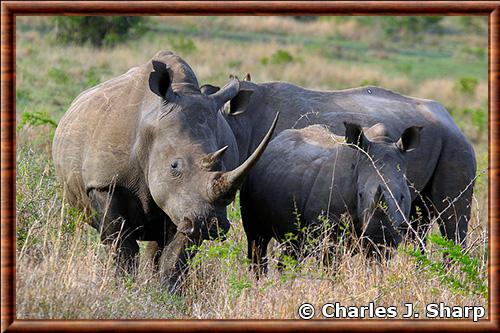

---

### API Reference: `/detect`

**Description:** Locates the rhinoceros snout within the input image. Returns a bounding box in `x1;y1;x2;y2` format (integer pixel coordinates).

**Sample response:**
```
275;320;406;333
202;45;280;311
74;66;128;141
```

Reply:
178;215;230;241
205;216;230;241
177;217;199;238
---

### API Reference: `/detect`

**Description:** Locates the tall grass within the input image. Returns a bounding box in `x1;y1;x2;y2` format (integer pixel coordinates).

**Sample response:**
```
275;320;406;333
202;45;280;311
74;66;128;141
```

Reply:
16;16;488;319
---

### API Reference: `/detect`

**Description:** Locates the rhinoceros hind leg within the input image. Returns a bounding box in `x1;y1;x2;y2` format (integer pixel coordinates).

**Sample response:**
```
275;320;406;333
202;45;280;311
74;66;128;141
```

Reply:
428;152;475;247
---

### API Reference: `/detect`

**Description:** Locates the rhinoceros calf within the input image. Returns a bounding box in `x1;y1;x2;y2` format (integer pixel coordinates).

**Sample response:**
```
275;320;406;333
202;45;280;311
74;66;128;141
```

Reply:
52;51;277;291
202;79;476;252
242;122;421;273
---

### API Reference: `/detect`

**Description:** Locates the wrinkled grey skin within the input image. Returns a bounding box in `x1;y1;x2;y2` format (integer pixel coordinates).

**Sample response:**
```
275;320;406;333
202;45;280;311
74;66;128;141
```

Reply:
52;51;277;292
242;123;421;273
201;78;476;266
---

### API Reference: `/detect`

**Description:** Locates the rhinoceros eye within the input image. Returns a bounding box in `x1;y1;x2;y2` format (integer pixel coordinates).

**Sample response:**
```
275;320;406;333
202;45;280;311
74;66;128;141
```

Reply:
170;160;182;178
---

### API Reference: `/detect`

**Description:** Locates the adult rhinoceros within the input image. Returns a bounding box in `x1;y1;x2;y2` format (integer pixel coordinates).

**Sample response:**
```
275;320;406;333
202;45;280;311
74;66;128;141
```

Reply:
202;78;476;263
52;51;277;291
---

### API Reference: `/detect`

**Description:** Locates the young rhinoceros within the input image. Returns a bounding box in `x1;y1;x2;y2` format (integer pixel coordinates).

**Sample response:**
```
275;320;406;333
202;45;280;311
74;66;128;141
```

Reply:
241;122;422;274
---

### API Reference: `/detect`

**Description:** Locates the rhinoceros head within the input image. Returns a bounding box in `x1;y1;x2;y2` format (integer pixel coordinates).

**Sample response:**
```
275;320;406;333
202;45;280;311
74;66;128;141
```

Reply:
344;122;422;251
144;60;277;241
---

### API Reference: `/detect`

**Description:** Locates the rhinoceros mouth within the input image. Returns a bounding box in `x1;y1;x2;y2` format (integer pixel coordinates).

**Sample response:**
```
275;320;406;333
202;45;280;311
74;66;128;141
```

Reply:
177;215;230;241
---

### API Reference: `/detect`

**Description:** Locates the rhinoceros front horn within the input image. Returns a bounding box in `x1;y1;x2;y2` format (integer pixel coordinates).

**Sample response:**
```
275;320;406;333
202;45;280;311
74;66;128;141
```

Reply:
210;112;280;203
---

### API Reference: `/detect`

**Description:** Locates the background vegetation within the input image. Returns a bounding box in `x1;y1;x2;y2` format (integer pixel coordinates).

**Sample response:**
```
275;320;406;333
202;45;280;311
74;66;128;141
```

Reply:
16;16;488;319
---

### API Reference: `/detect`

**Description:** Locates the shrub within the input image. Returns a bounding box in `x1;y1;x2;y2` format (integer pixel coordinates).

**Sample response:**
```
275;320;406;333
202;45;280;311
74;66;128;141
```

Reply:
455;77;479;96
270;49;294;65
51;16;147;47
404;233;487;299
17;111;57;132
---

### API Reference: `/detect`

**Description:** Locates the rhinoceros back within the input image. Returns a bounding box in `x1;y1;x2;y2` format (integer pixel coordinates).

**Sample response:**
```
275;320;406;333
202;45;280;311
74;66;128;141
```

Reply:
246;125;352;232
52;59;155;209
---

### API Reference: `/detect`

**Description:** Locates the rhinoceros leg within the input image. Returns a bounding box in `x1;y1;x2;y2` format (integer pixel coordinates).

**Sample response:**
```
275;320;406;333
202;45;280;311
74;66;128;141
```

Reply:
240;187;272;277
247;235;272;277
88;188;139;276
144;220;177;274
405;191;436;253
158;231;200;293
431;164;475;246
427;148;475;247
144;241;162;271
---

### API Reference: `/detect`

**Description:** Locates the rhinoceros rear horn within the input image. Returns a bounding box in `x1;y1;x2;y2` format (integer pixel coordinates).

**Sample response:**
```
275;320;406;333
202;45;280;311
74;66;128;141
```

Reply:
200;84;220;95
211;77;240;110
201;145;228;170
212;112;279;200
149;60;175;101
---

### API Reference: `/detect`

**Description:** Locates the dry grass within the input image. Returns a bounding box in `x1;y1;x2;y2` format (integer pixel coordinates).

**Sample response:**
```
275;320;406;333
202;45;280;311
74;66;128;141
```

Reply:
15;16;489;320
16;143;488;319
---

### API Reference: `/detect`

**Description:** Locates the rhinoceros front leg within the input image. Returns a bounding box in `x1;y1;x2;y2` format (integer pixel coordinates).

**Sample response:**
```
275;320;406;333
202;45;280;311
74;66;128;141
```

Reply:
88;188;139;277
158;231;200;293
144;241;162;272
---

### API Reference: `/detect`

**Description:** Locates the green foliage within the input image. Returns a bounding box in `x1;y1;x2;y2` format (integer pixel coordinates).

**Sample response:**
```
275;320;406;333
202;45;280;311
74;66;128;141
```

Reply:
51;16;147;47
16;89;32;109
188;235;251;298
227;192;241;222
270;49;294;64
17;111;57;132
85;67;101;87
360;78;379;87
464;107;487;132
228;274;252;298
455;77;479;96
48;67;70;85
395;62;413;76
170;35;197;55
16;145;56;249
404;233;487;299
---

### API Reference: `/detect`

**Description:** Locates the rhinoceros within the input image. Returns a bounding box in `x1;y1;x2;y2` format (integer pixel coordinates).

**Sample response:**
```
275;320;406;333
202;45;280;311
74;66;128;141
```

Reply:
241;122;421;273
52;51;277;291
201;78;476;263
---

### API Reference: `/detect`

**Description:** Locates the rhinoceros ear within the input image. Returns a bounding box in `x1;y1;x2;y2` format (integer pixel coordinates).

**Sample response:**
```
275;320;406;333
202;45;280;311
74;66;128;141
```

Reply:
244;73;252;81
149;60;175;100
228;89;254;116
200;84;220;95
344;122;369;151
396;126;422;152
